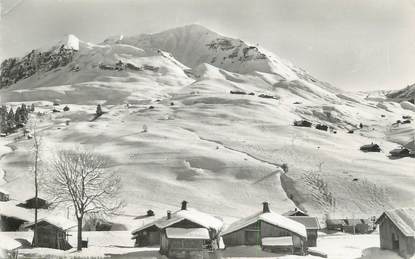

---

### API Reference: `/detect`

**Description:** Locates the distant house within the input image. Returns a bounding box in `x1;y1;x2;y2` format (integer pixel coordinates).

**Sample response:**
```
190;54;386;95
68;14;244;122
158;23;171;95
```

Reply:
326;217;374;234
0;188;10;202
315;124;328;131
222;202;307;255
342;219;374;234
293;120;312;128
360;143;381;152
19;197;49;209
25;216;76;250
376;208;415;259
288;216;320;247
389;148;411;158
283;208;308;217
325;218;346;231
131;200;224;257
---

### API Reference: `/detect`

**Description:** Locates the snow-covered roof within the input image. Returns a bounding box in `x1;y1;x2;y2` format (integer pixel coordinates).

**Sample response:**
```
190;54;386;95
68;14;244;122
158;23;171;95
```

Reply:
376;208;415;237
0;233;21;250
222;210;307;239
0;201;33;222
131;208;223;235
25;216;77;231
166;227;210;240
288;216;320;230
131;222;158;237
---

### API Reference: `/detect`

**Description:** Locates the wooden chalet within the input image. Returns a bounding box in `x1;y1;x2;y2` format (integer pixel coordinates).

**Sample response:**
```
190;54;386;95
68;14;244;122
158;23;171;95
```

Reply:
131;201;224;258
376;208;415;259
222;202;307;255
25;216;76;250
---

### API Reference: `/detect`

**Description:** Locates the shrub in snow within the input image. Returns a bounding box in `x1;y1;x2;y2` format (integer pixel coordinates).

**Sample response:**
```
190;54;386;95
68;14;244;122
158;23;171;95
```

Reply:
63;105;70;112
281;163;289;173
96;104;103;116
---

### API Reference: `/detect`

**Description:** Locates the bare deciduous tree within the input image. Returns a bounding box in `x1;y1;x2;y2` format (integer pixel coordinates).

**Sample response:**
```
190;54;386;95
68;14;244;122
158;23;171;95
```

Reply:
28;118;42;247
44;149;123;251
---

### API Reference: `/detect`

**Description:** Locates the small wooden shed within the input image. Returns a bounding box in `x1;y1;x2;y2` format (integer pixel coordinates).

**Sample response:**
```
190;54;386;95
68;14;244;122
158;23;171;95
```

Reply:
131;222;161;247
222;202;307;255
25;216;76;250
288;216;320;247
376;208;415;259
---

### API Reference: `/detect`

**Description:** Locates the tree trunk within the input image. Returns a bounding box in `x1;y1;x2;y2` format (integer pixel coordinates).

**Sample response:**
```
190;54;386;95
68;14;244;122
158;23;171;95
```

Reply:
77;217;83;251
33;148;39;247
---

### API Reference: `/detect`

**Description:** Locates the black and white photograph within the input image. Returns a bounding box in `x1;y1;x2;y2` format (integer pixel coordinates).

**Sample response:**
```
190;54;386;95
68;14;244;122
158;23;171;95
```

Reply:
0;0;414;258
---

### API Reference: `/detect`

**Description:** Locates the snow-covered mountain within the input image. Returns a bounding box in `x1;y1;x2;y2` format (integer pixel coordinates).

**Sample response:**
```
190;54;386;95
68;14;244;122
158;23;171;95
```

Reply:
106;24;334;89
0;25;414;226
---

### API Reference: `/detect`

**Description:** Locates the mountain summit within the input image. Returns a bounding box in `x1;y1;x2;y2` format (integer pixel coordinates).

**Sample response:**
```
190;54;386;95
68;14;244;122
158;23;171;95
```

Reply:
104;24;327;84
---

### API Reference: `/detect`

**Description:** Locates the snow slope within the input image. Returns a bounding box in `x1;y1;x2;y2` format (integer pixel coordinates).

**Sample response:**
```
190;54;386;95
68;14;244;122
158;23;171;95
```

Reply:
0;25;414;232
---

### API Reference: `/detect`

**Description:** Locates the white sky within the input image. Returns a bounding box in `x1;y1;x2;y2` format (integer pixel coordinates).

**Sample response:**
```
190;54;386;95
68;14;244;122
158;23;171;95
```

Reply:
0;0;414;91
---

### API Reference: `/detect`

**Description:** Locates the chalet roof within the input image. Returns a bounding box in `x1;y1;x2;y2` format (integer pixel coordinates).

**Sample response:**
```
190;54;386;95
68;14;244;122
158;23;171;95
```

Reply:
0;233;21;250
166;227;210;240
25;216;76;231
376;208;415;237
222;210;307;239
288;216;320;230
131;208;223;235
